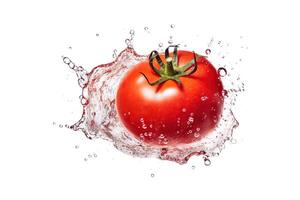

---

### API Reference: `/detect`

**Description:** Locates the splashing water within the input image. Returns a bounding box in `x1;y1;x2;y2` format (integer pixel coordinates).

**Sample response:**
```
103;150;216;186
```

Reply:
62;30;244;165
63;53;239;164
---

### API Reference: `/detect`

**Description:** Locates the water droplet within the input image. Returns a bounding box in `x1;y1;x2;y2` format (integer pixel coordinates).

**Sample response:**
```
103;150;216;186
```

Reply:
93;153;98;157
208;38;214;47
69;46;72;49
214;92;220;97
75;145;79;149
140;118;144;122
188;117;194;124
204;157;211;166
201;96;208;101
62;56;71;65
182;108;187;112
191;165;196;169
162;138;168;144
144;27;150;33
222;90;228;97
139;133;145;139
142;124;147;129
168;39;173;44
205;49;211;55
88;154;92;158
230;138;237;144
129;29;135;35
202;113;207;120
125;39;131;47
196;127;201;131
59;124;63;128
150;173;155;178
218;67;227;77
158;43;163;47
170;24;175;28
112;49;117;58
96;33;99;37
80;96;88;105
84;158;88;162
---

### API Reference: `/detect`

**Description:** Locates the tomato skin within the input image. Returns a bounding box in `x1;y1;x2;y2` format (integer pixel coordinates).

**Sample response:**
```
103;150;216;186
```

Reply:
116;50;224;147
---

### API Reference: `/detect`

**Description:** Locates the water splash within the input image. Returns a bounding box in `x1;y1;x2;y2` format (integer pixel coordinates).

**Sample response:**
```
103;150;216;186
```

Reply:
62;45;241;164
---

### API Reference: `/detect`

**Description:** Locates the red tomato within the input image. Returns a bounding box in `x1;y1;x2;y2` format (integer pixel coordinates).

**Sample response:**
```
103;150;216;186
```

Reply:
116;46;224;147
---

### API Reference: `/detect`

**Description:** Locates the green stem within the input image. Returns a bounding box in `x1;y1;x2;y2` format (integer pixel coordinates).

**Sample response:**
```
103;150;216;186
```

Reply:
141;45;203;86
165;57;176;76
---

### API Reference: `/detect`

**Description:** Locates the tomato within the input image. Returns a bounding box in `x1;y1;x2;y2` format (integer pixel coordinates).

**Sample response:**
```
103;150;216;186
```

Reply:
116;45;224;147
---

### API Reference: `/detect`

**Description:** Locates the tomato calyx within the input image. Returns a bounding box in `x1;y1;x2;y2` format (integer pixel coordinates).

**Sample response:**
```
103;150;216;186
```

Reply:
140;45;205;86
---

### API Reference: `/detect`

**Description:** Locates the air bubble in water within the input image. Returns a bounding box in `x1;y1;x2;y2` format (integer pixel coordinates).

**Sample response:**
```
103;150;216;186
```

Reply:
150;173;155;178
170;24;175;28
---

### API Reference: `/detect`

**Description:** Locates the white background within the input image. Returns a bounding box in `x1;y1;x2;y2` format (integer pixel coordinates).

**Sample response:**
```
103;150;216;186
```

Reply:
0;0;299;199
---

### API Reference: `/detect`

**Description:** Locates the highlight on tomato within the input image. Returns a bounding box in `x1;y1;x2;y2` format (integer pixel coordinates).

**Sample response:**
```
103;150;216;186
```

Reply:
116;45;224;147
